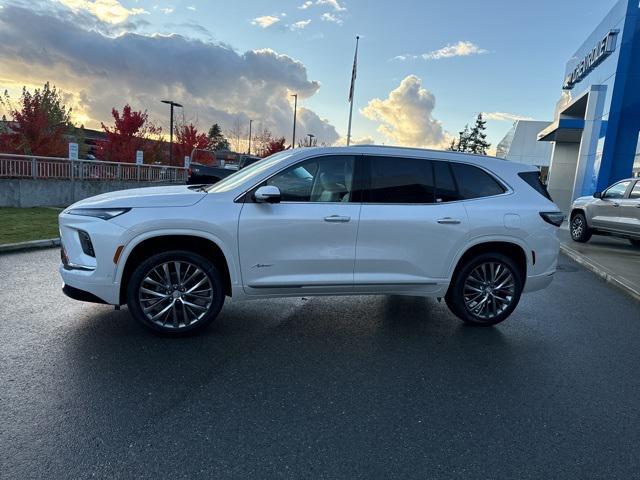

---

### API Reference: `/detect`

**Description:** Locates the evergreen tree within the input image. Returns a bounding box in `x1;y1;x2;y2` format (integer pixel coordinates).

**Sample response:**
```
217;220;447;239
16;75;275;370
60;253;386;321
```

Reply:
207;123;230;151
457;125;470;153
448;138;458;151
467;113;491;155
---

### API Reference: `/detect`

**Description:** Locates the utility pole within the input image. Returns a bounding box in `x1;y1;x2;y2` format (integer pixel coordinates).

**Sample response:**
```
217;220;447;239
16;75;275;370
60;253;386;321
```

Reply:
347;36;360;146
248;119;253;155
291;93;298;148
161;100;183;166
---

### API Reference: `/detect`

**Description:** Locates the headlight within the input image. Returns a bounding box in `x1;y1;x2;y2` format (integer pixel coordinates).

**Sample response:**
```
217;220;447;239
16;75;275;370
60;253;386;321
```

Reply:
66;208;131;220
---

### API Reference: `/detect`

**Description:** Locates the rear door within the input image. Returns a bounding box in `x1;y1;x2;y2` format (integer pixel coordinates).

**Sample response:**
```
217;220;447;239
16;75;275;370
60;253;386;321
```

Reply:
353;156;469;293
590;180;632;230
618;180;640;236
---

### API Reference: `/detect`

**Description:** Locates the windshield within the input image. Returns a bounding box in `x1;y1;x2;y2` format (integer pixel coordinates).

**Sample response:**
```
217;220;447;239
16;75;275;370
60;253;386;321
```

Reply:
206;151;294;193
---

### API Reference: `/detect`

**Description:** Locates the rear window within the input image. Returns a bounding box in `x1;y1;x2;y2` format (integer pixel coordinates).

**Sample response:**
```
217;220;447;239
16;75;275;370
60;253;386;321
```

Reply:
518;171;552;201
451;163;506;199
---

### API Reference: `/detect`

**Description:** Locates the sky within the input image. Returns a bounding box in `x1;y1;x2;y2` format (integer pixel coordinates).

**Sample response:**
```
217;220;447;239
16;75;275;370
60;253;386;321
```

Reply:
0;0;618;152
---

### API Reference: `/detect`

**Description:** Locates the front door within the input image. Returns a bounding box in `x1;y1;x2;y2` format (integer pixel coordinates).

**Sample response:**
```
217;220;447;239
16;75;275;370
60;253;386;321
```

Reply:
619;180;640;236
354;156;469;294
591;180;632;230
239;155;360;296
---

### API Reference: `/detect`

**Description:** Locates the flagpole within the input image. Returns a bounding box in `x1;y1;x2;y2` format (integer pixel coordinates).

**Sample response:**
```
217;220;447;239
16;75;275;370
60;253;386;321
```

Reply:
347;35;359;146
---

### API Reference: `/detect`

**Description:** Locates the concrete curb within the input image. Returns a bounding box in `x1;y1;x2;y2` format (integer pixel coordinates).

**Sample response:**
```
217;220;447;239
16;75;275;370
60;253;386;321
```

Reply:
0;238;60;253
560;244;640;303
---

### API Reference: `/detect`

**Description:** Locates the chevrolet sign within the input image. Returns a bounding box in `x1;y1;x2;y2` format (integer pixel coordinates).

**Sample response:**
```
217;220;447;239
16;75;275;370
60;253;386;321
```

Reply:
563;30;619;90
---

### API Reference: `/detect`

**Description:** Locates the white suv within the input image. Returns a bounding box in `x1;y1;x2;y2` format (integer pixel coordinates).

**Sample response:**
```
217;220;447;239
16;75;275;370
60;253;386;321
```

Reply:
59;146;562;335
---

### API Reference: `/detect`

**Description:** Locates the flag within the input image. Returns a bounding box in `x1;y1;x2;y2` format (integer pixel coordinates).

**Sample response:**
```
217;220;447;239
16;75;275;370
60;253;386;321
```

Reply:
348;36;359;103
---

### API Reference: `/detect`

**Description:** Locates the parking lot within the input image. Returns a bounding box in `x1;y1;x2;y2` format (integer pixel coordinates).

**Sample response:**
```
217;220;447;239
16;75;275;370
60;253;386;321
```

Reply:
2;248;640;479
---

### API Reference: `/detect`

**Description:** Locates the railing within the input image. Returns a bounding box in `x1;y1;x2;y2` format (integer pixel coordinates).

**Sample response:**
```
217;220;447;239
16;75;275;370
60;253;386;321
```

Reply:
0;153;187;183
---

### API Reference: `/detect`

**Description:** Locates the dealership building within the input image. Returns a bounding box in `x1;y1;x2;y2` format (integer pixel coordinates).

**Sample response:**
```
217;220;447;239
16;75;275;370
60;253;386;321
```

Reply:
500;0;640;212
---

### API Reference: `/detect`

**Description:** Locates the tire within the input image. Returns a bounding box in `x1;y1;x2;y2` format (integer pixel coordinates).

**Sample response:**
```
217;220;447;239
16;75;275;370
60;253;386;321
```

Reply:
630;239;640;248
127;250;225;336
570;212;592;243
446;252;523;326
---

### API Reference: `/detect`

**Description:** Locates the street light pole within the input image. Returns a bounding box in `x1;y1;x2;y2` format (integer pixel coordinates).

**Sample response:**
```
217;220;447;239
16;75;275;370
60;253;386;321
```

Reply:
306;133;315;147
291;93;298;148
248;119;253;155
161;100;183;166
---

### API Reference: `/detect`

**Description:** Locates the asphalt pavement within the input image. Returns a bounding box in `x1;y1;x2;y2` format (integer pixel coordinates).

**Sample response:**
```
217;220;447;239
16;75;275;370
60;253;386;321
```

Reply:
1;249;640;479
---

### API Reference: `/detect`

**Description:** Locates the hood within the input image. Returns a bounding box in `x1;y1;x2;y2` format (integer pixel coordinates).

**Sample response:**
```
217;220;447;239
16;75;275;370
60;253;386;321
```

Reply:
68;185;207;209
572;195;593;205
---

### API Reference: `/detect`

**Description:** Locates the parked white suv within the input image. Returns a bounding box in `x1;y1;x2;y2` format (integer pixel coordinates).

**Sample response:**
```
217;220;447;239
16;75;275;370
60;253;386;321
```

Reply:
59;146;562;335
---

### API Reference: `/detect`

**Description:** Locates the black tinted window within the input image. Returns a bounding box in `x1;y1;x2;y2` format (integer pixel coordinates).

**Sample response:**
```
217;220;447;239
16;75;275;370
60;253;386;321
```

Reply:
452;163;506;199
433;161;460;202
367;156;434;203
630;182;640;199
518;171;551;200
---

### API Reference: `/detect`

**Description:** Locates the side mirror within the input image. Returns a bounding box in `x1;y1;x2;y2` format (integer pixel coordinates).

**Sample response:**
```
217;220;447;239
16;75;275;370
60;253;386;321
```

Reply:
254;185;281;204
593;191;603;199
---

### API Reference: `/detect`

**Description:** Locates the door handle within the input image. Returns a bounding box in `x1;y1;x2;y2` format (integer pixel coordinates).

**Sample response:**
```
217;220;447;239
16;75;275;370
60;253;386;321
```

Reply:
324;215;351;223
437;217;461;225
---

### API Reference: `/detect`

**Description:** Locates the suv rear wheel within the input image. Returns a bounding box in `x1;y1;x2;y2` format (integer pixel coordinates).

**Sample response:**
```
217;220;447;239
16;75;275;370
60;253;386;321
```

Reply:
126;250;225;335
570;212;592;243
446;253;523;326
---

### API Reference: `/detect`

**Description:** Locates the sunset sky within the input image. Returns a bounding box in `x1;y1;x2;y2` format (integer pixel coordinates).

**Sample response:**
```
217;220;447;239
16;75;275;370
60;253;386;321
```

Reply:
0;0;617;151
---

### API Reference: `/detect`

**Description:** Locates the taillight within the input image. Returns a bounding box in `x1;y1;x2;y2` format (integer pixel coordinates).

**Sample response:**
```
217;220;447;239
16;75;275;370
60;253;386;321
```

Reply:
539;211;565;227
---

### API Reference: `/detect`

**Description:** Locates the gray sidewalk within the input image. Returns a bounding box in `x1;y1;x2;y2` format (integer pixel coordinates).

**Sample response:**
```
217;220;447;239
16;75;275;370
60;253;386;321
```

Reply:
558;226;640;302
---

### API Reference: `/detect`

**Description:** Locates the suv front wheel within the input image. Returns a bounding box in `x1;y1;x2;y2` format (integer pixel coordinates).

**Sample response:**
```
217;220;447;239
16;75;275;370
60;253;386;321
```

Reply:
570;212;592;243
446;253;523;326
127;250;225;335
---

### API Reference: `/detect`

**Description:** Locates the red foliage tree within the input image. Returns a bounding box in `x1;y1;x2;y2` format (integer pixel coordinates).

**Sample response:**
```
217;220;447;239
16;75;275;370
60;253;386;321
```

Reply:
173;122;209;165
261;137;287;158
0;83;71;156
98;104;162;163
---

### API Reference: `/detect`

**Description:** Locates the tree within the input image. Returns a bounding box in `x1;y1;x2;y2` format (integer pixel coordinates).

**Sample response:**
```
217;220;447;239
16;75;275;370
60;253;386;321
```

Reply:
298;136;318;148
98;104;162;163
174;122;209;163
261;137;287;157
0;82;72;156
207;123;230;151
227;118;244;152
447;138;458;151
467;113;491;155
455;125;471;153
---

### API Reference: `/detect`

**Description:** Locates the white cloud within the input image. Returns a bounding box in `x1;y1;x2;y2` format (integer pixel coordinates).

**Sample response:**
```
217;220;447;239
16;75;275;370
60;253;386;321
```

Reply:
316;0;347;11
186;6;196;11
321;12;342;24
291;19;311;30
393;41;488;61
0;5;340;146
298;1;313;9
160;7;174;15
422;41;488;60
251;15;281;28
57;0;147;24
483;112;534;122
361;75;448;149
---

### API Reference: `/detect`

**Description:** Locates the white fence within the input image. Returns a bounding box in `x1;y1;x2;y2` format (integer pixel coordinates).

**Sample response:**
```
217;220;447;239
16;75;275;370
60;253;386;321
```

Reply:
0;153;187;183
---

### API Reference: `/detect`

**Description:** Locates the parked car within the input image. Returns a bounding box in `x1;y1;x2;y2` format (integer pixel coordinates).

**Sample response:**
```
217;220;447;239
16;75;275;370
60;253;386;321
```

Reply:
187;155;262;184
58;146;562;335
569;178;640;247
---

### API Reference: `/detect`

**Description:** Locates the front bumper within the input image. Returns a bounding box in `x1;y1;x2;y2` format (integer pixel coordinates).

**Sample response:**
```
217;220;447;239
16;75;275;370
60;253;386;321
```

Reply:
62;284;109;304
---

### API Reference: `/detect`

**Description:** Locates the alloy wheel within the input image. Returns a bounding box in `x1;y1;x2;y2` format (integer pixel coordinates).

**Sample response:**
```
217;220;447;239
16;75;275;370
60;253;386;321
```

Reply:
138;261;215;330
463;262;516;321
571;216;584;239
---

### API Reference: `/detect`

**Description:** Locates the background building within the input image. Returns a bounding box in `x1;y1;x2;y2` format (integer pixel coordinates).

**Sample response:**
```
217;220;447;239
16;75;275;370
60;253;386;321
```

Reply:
538;0;640;212
496;120;553;180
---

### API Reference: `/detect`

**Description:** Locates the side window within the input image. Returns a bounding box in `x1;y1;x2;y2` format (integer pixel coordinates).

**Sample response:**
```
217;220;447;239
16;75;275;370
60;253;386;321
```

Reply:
603;181;631;199
265;155;355;202
367;156;434;203
451;163;506;199
630;182;640;200
433;161;460;203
